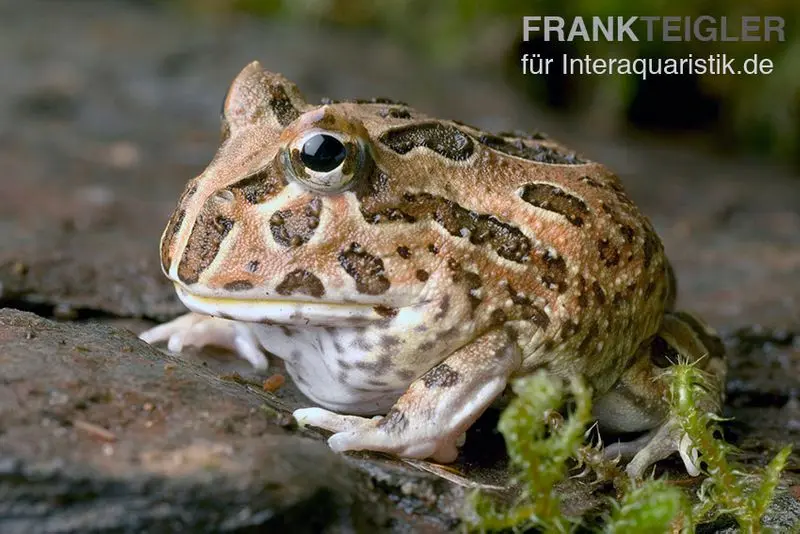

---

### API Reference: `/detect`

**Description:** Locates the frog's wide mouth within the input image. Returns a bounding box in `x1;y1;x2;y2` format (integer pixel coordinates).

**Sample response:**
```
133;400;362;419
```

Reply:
175;284;389;326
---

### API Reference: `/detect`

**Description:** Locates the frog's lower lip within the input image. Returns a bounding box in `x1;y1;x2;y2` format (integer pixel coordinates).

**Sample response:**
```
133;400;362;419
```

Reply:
175;285;386;326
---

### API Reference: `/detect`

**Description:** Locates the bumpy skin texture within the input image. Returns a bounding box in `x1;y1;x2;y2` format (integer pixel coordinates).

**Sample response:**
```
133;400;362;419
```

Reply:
140;62;726;475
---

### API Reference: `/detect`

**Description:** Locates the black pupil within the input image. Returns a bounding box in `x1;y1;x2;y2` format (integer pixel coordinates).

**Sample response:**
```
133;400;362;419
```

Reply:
300;134;346;173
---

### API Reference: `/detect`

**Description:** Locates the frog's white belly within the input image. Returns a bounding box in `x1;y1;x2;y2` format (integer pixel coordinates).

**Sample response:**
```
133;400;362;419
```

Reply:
251;324;409;414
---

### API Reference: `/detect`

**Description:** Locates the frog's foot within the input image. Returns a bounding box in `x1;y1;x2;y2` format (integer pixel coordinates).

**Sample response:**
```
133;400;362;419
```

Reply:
293;407;464;463
604;419;701;478
139;312;268;370
295;328;520;463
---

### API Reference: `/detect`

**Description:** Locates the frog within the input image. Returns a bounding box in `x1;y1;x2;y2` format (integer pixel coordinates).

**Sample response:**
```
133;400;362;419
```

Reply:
140;61;726;477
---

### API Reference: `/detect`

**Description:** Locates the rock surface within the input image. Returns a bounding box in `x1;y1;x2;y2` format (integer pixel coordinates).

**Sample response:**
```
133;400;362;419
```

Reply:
0;0;798;532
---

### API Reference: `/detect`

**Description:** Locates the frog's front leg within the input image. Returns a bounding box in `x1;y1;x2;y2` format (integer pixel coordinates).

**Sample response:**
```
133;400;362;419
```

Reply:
139;312;268;370
294;329;521;463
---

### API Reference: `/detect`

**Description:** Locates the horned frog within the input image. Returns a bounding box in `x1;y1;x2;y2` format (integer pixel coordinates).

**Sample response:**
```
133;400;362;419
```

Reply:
141;62;726;477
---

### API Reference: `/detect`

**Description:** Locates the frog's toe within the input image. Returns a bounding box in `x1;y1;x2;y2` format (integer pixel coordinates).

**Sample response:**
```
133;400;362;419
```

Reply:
622;419;701;479
293;407;376;433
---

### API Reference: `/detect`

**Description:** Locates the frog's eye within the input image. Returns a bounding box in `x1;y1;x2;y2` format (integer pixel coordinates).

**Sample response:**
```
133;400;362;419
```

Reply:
283;131;369;193
301;134;346;172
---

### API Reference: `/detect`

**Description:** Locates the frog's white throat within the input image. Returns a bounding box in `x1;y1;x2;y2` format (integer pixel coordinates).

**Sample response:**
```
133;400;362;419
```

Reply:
175;284;387;326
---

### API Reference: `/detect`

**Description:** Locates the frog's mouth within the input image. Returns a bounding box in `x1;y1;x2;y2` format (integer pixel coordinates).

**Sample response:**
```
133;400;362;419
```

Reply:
175;284;390;326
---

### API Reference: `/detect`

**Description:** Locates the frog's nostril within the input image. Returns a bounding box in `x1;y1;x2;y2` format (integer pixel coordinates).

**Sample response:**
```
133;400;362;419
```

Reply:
215;189;235;202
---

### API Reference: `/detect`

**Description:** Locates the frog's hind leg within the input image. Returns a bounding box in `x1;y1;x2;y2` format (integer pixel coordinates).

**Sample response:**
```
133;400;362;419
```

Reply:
594;311;726;478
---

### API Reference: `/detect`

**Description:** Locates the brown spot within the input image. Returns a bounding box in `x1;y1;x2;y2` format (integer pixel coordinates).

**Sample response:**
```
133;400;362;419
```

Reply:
229;163;287;204
506;284;550;328
275;270;325;298
378;107;412;119
642;231;660;269
338;242;391;295
520;183;589;227
354;353;392;376
415;269;429;282
490;309;507;325
270;197;322;248
478;134;586;164
177;198;234;285
377;407;408;432
592;281;606;306
561;320;580;339
267;84;300;127
579;175;605;188
379;122;474;161
396;246;411;259
160;208;185;272
421;363;460;388
578;324;599;354
541;251;568;293
427;244;439;254
597;238;621;267
223;280;253;291
246;260;260;273
279;326;293;337
373;305;398;318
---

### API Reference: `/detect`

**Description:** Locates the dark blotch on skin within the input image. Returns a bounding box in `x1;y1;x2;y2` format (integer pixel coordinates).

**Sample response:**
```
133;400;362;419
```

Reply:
377;107;412;120
160;208;185;272
379;122;474;161
415;269;430;282
229;163;287;204
177;198;234;285
505;283;550;328
396;246;411;259
270;196;322;248
597;238;621;267
360;189;532;264
268;84;300;127
477;134;586;164
338;242;391;295
592;281;606;306
541;250;568;293
520;183;590;227
275;269;325;298
421;363;460;388
246;260;260;273
223;280;253;291
642;232;660;269
373;305;398;318
377;407;408;432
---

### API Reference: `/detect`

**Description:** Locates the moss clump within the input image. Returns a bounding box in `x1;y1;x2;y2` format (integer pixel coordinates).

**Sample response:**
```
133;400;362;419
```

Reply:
467;364;792;533
466;372;592;533
665;361;792;532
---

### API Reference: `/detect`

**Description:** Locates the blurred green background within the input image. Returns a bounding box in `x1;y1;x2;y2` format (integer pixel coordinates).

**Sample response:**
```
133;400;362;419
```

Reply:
168;0;800;166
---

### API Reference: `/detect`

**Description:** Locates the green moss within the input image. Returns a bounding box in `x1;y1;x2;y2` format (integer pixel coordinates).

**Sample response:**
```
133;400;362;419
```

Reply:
664;361;792;532
467;364;791;533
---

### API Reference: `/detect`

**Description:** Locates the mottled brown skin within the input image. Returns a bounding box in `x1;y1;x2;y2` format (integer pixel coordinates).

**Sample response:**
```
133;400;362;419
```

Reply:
142;62;725;475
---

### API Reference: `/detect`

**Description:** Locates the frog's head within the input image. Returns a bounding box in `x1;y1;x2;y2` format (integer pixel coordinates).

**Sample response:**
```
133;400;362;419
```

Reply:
159;62;473;326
